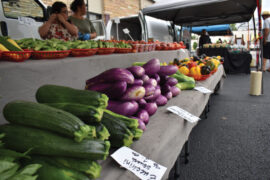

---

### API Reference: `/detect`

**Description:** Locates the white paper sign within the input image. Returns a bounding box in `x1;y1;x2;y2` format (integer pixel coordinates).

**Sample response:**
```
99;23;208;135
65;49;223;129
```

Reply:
114;18;120;24
167;106;200;123
123;28;130;34
194;86;212;94
111;146;167;180
18;17;36;26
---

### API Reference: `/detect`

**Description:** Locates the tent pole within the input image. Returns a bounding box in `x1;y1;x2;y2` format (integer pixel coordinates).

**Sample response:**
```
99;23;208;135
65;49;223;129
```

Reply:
256;0;263;95
253;15;258;71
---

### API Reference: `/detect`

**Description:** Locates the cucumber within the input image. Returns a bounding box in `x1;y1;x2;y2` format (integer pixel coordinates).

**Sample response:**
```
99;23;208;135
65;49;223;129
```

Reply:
45;103;103;123
101;114;134;147
3;101;94;142
0;124;110;160
36;85;108;109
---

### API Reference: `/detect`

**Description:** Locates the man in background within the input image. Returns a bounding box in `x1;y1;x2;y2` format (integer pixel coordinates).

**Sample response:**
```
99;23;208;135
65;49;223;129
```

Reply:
262;11;270;72
199;29;212;48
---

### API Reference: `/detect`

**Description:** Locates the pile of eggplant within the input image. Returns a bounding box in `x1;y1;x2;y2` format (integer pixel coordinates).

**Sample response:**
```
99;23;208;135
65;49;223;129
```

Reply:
85;58;180;130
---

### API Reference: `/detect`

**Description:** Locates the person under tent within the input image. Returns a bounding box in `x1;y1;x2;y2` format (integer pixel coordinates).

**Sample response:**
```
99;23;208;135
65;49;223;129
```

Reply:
199;29;212;48
262;11;270;72
38;2;78;41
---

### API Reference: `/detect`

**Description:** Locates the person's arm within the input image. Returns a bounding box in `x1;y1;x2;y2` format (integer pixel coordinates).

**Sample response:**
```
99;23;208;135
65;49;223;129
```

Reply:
263;20;270;45
199;37;202;48
57;14;78;36
38;14;57;39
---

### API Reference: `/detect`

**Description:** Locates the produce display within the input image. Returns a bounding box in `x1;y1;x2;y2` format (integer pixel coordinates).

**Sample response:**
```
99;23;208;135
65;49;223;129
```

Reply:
203;43;230;48
171;54;223;81
86;58;183;130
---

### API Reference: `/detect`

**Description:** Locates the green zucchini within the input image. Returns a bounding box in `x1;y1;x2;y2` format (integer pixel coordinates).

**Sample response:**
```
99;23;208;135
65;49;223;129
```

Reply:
0;124;110;160
0;36;22;51
94;123;110;141
101;113;134;147
131;128;143;140
27;159;89;180
36;85;108;109
32;156;101;179
103;109;139;129
3;101;94;142
45;103;103;123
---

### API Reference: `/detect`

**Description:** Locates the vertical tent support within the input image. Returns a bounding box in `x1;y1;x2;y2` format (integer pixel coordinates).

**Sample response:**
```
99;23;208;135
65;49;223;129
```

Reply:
256;0;263;95
86;0;89;19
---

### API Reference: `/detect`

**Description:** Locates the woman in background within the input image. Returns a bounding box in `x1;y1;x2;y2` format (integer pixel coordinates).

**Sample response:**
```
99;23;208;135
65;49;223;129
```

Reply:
69;0;97;40
39;1;78;41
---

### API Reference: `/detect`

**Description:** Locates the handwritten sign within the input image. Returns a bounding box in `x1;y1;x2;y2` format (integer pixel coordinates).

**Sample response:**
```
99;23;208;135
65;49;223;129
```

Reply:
194;86;212;94
18;17;36;26
111;146;167;180
167;106;200;123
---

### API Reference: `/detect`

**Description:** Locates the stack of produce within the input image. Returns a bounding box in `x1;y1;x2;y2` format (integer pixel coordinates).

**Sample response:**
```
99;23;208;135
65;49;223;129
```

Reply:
0;133;42;180
0;36;23;52
86;58;181;131
155;40;186;50
35;85;142;148
171;54;223;80
0;87;112;179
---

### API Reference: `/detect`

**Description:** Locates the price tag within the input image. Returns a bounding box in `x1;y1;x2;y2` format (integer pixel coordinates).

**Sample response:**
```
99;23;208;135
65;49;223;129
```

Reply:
167;106;200;123
111;147;167;180
114;18;120;24
194;86;212;94
123;28;130;34
18;16;36;26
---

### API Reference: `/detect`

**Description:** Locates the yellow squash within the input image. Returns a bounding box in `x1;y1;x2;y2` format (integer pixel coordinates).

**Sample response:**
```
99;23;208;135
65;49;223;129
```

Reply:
0;43;9;51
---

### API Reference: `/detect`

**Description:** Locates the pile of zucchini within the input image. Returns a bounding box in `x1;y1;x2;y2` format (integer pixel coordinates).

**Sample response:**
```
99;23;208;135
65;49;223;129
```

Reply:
0;84;143;179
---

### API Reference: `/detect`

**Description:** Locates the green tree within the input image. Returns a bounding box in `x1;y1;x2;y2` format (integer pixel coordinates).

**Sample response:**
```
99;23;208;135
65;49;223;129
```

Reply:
193;42;198;50
230;24;237;31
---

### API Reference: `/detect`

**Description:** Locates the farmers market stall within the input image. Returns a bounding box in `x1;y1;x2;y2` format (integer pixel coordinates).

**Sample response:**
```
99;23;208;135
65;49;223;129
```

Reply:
99;65;225;180
0;49;189;124
199;47;252;74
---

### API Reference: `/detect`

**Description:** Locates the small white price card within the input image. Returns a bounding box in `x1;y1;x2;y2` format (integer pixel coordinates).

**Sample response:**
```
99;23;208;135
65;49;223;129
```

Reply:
123;28;130;34
167;106;200;123
194;86;212;94
111;146;167;180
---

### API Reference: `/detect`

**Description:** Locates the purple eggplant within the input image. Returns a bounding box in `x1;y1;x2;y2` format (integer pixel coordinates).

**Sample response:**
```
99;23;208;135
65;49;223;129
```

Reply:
144;88;161;102
156;95;168;106
161;84;171;94
164;91;172;100
159;75;168;85
136;109;150;124
127;66;145;78
152;74;160;84
144;102;158;116
86;68;134;86
107;100;139;116
171;86;181;97
165;77;178;86
158;65;178;76
121;85;145;101
138;98;147;108
144;84;155;96
129;116;146;131
145;78;157;87
85;82;112;92
86;81;127;99
141;74;150;84
143;58;160;76
133;79;144;86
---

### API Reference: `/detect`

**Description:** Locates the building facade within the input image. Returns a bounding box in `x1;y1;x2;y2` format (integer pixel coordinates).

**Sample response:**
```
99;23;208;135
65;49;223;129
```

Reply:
42;0;155;22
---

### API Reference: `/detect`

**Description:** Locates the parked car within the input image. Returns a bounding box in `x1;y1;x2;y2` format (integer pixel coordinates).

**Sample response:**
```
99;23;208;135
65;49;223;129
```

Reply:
106;12;175;42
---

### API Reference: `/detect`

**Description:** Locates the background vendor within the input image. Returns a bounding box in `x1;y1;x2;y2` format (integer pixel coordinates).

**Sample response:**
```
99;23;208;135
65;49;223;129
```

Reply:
199;29;212;48
38;2;78;41
69;0;97;40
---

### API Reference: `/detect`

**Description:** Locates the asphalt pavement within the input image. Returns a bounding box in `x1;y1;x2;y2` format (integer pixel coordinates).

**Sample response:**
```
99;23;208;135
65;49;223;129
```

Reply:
170;71;270;180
